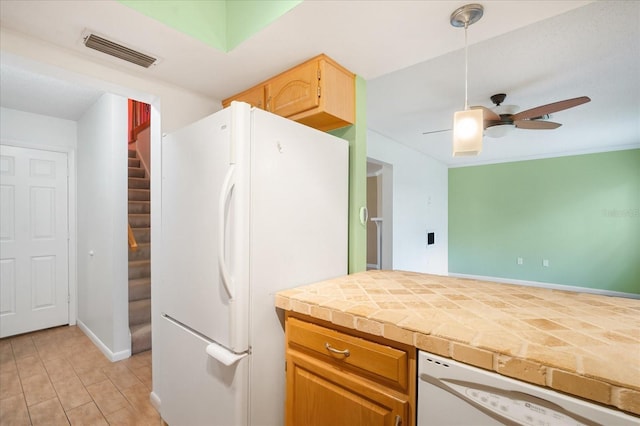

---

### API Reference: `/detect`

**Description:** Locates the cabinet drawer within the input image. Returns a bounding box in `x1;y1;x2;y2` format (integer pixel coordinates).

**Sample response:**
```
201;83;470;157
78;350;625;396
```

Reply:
287;317;408;389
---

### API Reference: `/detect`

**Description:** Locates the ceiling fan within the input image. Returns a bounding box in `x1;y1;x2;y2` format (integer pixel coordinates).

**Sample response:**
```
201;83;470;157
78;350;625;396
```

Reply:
423;93;591;137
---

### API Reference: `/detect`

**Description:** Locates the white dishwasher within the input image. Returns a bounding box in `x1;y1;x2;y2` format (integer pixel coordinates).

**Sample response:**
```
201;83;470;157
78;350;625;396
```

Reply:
418;351;639;426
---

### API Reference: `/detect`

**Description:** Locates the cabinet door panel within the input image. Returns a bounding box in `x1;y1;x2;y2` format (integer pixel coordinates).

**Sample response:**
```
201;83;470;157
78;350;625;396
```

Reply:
222;85;264;109
287;351;407;426
266;60;319;117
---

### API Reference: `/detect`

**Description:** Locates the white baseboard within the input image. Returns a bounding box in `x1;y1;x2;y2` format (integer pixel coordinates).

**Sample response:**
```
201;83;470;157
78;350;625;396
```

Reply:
77;320;131;362
448;273;640;299
150;391;161;412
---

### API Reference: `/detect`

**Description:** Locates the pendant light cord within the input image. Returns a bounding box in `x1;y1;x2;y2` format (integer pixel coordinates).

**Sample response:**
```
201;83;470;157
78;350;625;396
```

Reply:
464;21;469;110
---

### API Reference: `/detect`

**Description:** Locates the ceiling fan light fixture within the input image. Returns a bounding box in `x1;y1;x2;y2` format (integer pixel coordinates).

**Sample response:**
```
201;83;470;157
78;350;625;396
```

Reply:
451;4;484;157
485;124;513;138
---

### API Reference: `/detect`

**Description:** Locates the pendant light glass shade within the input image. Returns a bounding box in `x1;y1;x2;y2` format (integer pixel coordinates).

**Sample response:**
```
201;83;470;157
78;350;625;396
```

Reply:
450;4;484;157
453;108;483;156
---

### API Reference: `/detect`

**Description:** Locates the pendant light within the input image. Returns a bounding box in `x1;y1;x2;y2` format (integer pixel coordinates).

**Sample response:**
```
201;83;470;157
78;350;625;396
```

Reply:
451;4;484;157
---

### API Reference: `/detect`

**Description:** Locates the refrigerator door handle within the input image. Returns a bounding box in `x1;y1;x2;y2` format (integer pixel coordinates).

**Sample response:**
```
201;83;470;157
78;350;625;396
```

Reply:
206;342;248;366
218;165;236;299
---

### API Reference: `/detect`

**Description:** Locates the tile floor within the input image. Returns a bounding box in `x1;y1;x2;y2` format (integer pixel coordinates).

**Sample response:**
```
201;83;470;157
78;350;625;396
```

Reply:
0;325;160;425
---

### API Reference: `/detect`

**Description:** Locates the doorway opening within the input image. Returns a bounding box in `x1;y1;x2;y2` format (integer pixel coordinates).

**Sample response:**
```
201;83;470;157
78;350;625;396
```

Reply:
127;100;152;354
366;159;393;270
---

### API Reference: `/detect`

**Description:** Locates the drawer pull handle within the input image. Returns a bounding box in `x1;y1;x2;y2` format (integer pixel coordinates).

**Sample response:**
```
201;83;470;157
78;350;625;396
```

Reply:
325;342;350;357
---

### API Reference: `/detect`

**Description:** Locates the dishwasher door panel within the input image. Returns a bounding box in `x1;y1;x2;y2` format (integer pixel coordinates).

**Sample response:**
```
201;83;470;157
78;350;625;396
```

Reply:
417;351;639;426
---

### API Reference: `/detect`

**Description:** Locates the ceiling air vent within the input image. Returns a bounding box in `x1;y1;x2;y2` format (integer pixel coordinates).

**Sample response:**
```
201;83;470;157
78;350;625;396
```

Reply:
83;34;157;68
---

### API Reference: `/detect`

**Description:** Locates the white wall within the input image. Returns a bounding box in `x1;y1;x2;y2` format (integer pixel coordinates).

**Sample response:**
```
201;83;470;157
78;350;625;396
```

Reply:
0;107;76;149
367;130;449;275
77;93;130;360
1;28;220;133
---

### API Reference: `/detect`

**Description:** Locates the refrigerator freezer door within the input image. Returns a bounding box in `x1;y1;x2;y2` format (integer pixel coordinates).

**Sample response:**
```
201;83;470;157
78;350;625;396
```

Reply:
158;315;248;426
160;103;250;352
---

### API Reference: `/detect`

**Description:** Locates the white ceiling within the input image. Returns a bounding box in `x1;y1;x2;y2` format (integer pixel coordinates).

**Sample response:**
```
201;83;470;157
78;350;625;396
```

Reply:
0;59;105;121
1;0;638;165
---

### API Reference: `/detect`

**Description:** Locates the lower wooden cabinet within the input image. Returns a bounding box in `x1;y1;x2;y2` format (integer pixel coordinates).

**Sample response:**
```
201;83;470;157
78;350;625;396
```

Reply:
285;314;415;426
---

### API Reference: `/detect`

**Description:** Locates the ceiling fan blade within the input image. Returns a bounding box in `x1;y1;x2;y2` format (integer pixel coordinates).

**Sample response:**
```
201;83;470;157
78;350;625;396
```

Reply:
512;96;591;121
422;128;452;135
470;105;500;121
514;120;562;129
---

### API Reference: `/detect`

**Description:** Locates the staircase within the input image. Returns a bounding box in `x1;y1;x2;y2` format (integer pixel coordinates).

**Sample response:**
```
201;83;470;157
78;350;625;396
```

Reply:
128;149;151;354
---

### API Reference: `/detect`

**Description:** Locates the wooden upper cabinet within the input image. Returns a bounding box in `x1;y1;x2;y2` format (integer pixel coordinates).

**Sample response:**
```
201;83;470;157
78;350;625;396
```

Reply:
266;60;319;118
223;85;265;110
222;54;355;132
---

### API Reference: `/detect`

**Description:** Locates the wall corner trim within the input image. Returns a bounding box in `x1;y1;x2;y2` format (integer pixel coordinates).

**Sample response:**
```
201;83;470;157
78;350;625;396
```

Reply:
77;320;132;362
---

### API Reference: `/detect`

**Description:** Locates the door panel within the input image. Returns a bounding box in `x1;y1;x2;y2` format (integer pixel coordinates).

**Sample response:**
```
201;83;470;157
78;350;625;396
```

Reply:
266;60;319;117
0;259;16;316
0;145;69;337
286;351;408;426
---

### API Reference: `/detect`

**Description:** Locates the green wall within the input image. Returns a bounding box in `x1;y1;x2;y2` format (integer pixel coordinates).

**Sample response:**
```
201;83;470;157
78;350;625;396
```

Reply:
119;0;301;52
330;76;367;273
449;149;640;294
226;1;301;50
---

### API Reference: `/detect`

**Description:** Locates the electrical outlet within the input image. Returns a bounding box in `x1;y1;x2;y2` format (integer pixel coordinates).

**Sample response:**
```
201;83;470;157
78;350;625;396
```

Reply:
517;257;523;265
543;259;550;267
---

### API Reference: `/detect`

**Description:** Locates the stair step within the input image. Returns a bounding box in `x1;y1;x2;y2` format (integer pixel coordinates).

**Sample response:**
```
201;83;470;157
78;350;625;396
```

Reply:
129;259;150;280
128;149;152;355
128;167;146;178
129;298;151;327
129;243;150;261
128;201;151;214
129;277;151;301
130;323;151;354
132;228;150;244
129;189;150;201
129;213;151;228
128;177;150;190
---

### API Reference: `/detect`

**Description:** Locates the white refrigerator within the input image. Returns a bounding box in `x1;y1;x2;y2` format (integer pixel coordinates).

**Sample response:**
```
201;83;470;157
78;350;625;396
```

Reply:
156;101;348;425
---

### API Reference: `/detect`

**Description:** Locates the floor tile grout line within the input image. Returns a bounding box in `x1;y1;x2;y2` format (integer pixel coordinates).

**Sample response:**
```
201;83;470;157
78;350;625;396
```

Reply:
2;325;157;425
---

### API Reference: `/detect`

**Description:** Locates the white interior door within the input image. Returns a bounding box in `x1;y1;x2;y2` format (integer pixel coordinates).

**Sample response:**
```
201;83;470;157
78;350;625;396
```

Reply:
0;145;69;337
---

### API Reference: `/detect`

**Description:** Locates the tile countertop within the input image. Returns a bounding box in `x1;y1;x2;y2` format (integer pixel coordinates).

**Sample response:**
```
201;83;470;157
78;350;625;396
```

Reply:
275;270;640;415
